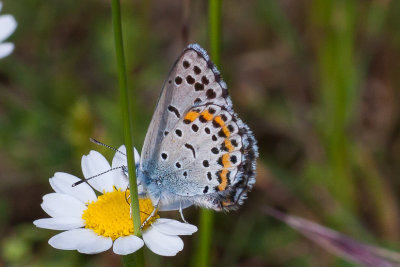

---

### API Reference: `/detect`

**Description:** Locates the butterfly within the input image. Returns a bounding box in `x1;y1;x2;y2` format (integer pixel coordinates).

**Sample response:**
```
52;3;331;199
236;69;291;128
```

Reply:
136;44;258;218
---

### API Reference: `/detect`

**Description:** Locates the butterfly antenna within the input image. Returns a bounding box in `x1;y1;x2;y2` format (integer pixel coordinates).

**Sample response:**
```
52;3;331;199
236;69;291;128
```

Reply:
72;166;124;187
90;138;126;156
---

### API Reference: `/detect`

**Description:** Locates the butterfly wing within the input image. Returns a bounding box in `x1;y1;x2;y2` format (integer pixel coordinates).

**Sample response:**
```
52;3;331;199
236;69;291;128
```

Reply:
140;44;258;211
141;44;229;171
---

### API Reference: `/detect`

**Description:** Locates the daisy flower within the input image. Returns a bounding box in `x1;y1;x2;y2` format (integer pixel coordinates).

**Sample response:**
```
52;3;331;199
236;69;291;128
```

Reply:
0;2;17;59
34;146;197;256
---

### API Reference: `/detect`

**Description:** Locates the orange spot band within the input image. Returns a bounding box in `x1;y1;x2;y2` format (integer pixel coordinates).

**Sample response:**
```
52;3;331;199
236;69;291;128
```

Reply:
222;153;231;168
218;169;229;191
200;110;213;121
213;116;225;127
222;126;230;137
224;139;234;152
184;111;199;122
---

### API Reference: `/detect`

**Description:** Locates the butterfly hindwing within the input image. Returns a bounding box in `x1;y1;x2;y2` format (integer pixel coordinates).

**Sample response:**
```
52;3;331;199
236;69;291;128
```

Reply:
140;44;258;211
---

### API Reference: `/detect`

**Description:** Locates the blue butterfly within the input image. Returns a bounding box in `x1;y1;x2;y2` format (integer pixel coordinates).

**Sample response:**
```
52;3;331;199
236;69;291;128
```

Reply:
136;44;258;222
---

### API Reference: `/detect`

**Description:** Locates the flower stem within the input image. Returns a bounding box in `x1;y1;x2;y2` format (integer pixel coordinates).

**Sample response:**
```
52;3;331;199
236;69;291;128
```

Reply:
111;0;144;266
195;1;221;266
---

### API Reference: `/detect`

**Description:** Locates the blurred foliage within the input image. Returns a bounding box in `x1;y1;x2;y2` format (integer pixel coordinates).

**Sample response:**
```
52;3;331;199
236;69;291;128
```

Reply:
1;0;400;266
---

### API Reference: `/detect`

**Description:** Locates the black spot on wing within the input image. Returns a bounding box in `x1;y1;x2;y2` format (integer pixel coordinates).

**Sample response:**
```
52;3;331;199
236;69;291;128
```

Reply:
192;124;199;132
195;82;204;91
183;60;190;68
194;66;201;74
211;147;219;154
175;129;182;137
184;143;196;158
231;139;238;147
175;76;182;85
206;89;216;99
167;105;180;118
186;75;195;84
203;186;209;194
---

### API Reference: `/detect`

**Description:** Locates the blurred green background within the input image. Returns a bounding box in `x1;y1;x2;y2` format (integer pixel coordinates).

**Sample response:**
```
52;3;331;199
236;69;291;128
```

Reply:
1;0;400;266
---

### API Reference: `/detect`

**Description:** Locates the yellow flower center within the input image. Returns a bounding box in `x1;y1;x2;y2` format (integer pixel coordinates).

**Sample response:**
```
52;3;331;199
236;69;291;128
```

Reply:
82;188;159;240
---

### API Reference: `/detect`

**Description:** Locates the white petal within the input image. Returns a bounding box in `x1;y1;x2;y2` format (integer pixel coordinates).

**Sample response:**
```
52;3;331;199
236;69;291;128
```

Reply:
113;173;129;191
143;227;184;256
41;193;86;218
113;235;144;255
49;172;97;203
112;145;127;169
0;42;13;58
81;150;114;193
33;217;84;230
49;228;101;250
152;219;197;235
0;15;17;43
111;145;129;190
134;147;140;166
158;200;193;211
111;146;142;190
77;234;113;254
112;145;140;168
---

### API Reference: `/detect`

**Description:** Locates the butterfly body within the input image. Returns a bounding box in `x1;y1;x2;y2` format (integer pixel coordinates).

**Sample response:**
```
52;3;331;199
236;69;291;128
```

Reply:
138;44;258;211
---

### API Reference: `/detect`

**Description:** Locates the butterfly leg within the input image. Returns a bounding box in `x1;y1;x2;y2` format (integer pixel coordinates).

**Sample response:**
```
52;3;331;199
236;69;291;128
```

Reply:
140;198;160;229
179;201;188;223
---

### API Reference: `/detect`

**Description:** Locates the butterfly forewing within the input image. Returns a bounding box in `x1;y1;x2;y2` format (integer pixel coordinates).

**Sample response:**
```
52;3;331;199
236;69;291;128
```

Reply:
141;45;230;172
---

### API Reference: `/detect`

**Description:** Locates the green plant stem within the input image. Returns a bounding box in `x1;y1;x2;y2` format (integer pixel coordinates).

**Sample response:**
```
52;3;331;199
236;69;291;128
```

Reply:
111;0;144;266
195;1;221;266
209;0;221;66
311;0;357;218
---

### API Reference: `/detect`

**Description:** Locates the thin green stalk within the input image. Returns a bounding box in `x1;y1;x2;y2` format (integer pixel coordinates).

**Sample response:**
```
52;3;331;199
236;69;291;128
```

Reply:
195;1;221;266
209;0;221;67
311;0;357;218
111;0;144;266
